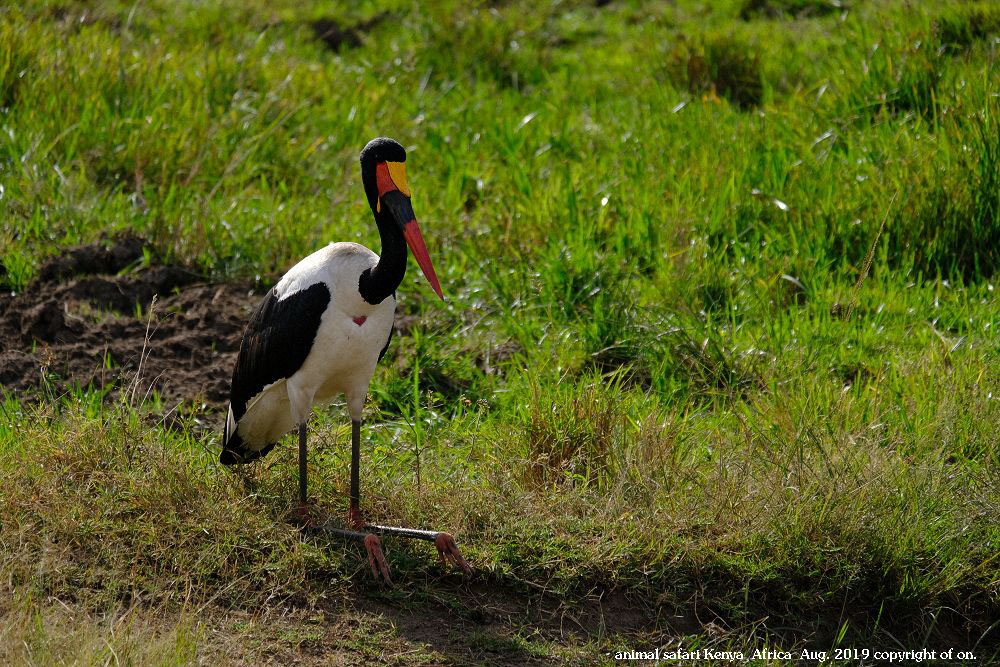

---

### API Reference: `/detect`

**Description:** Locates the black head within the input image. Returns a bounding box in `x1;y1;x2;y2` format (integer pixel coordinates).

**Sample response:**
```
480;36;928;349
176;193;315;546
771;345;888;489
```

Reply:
357;136;443;300
361;137;407;212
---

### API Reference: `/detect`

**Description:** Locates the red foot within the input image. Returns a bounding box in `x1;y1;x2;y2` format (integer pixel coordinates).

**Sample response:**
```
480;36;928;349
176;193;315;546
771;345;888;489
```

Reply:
434;532;472;576
364;534;392;583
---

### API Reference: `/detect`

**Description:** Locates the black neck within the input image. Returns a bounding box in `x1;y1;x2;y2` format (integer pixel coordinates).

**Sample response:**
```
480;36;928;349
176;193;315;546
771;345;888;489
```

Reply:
358;209;406;304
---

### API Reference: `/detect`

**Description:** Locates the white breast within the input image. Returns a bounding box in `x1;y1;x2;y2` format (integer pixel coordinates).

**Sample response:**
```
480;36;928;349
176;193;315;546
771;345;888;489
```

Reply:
282;243;395;418
235;243;396;447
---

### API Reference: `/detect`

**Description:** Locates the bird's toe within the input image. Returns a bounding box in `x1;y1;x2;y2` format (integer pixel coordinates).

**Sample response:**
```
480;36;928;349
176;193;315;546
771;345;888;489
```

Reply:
434;532;472;576
364;534;392;584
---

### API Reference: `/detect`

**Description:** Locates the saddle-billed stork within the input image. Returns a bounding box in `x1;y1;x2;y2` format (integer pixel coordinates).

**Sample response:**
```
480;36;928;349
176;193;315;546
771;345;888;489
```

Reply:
220;137;470;582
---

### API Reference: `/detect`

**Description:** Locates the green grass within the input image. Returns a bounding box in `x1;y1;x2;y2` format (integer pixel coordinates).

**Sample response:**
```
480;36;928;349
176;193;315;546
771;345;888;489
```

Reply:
3;0;1000;662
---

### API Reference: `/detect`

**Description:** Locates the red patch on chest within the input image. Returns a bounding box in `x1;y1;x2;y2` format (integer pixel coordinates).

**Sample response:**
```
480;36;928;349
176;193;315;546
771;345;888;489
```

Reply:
352;316;367;326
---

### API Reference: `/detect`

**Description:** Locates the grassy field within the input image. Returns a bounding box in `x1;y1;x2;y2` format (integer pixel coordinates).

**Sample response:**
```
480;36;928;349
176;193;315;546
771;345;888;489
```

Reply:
2;0;1000;663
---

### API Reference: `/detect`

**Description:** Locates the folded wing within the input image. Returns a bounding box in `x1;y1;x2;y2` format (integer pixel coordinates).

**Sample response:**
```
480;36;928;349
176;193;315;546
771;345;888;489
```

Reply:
221;282;331;464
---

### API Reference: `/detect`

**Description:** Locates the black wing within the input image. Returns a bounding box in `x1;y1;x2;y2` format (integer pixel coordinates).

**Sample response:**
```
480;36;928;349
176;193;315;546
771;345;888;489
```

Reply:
378;325;394;362
376;291;396;362
221;282;330;463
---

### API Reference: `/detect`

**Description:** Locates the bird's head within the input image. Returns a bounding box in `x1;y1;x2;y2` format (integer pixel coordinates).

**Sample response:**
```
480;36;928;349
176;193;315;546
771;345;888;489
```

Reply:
360;137;443;300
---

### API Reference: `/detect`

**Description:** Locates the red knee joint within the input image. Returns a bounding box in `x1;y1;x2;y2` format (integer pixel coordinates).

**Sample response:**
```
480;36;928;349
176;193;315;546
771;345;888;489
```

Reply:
349;506;365;530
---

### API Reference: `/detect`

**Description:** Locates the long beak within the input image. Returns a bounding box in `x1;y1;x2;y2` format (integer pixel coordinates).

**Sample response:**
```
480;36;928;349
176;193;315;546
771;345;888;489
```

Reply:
403;221;443;300
382;190;444;300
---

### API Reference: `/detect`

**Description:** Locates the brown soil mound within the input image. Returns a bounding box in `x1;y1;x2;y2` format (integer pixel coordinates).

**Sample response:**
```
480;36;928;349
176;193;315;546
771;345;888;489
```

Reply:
0;237;264;409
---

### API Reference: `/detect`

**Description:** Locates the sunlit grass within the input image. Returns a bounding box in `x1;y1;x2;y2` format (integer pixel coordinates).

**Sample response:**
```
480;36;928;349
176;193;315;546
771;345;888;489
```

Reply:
2;0;999;662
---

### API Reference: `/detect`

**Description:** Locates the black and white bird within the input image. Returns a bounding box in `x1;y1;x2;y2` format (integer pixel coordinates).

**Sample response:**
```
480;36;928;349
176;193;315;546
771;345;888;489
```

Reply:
221;137;469;582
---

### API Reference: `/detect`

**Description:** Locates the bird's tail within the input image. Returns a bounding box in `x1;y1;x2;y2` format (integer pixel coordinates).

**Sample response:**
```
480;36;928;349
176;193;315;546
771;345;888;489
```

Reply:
220;403;243;464
223;403;235;445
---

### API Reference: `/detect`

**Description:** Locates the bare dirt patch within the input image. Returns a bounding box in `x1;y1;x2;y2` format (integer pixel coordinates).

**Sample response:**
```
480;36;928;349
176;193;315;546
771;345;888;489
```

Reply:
309;12;389;51
0;237;263;409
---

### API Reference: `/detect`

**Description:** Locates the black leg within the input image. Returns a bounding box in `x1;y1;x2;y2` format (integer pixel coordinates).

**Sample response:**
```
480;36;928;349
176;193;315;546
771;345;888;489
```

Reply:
306;525;368;541
309;416;467;579
298;422;307;505
364;525;440;542
350;418;361;516
295;418;391;583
